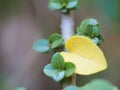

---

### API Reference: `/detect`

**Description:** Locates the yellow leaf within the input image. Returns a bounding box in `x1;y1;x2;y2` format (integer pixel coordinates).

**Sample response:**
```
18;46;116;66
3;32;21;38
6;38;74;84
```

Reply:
60;36;107;75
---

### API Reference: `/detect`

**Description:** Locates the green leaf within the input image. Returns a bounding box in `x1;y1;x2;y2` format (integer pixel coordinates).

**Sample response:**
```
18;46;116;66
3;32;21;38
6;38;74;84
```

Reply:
77;19;89;34
64;62;76;77
92;24;100;36
79;79;119;90
61;8;68;14
92;37;99;45
34;46;50;53
49;33;63;44
49;2;62;10
51;38;64;49
15;87;26;90
43;64;56;77
88;19;100;36
89;18;98;25
66;0;78;9
63;86;80;90
97;34;104;45
33;39;50;53
77;18;101;37
52;70;65;82
34;39;49;46
51;52;65;70
86;25;94;36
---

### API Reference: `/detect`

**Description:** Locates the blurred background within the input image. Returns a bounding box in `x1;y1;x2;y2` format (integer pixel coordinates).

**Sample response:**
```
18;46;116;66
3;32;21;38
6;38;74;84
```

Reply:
0;0;120;90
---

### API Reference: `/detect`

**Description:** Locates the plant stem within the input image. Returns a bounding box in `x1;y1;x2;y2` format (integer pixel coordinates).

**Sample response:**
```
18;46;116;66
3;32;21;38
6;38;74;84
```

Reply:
60;13;76;87
60;14;74;41
63;74;76;88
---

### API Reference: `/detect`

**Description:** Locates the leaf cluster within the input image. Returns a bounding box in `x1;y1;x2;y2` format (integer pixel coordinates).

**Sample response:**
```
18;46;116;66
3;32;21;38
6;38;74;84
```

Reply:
77;18;104;46
43;52;76;82
48;0;80;14
33;33;64;53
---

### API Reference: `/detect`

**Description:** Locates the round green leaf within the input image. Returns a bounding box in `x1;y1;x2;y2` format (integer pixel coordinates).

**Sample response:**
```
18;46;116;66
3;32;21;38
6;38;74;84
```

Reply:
97;34;104;45
61;8;68;14
52;70;65;82
63;86;80;90
77;19;89;34
86;25;94;36
49;33;63;44
77;18;101;37
92;37;99;45
51;52;65;70
33;45;50;53
34;39;49;46
33;39;50;53
65;62;76;77
66;0;78;9
88;19;100;36
79;79;119;90
15;87;26;90
43;64;56;77
49;2;62;10
89;18;98;25
51;38;64;49
92;24;100;36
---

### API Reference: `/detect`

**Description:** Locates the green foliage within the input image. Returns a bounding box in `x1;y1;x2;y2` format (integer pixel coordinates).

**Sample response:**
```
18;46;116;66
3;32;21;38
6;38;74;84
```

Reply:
43;52;76;82
51;52;65;70
49;33;62;43
43;64;56;77
77;18;104;45
63;86;79;90
51;38;64;49
64;62;76;77
33;39;50;53
63;79;119;90
33;33;64;53
80;79;119;90
48;0;80;14
53;70;65;82
14;87;26;90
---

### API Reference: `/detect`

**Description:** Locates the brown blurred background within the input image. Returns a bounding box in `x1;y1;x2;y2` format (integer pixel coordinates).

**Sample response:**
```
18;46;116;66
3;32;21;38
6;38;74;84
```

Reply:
0;0;120;90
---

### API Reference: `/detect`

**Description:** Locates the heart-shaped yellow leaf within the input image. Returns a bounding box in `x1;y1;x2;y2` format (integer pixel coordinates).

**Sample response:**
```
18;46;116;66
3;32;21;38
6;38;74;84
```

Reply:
60;36;107;75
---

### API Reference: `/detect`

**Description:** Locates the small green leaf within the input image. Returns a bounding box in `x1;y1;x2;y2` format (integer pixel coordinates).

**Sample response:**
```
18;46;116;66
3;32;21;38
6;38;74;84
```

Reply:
52;70;65;82
34;45;50;53
63;85;80;90
92;37;99;45
79;79;119;90
49;2;62;10
51;52;65;70
86;25;94;36
97;35;104;45
49;33;63;44
65;62;76;77
89;18;98;25
51;38;64;49
34;39;49;46
61;8;68;14
15;87;26;90
77;18;101;37
66;0;78;9
77;19;89;34
33;39;50;53
43;64;56;77
92;24;100;36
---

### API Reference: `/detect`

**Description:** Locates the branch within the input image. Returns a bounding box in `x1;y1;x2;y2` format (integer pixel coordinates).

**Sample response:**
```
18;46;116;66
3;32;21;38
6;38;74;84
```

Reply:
60;14;74;41
60;13;76;87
